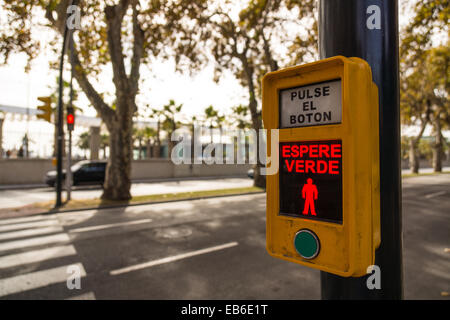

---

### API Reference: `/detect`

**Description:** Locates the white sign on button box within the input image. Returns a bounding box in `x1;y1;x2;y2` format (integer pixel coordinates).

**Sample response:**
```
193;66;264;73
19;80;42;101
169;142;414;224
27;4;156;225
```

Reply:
280;79;342;128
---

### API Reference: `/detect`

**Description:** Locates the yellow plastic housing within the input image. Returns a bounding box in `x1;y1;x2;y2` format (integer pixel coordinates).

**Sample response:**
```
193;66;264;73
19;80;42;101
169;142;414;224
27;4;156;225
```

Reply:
263;56;380;277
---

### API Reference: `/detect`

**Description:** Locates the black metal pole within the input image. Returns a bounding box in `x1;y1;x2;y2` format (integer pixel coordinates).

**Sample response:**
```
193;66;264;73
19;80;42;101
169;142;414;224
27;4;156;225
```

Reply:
318;0;403;299
66;67;74;202
55;24;70;208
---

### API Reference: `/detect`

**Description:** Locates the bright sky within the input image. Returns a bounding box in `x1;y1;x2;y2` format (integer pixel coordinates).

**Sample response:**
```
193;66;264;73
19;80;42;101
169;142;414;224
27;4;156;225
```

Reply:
0;40;248;120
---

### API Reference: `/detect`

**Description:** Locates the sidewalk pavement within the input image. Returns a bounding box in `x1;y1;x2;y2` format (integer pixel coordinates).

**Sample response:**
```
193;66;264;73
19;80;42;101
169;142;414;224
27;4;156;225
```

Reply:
0;175;250;190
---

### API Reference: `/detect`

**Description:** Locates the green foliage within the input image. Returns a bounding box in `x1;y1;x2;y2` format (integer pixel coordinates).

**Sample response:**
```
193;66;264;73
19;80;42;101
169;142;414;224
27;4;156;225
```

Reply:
100;133;109;149
204;105;219;128
400;0;449;171
167;0;317;130
142;127;157;141
77;131;90;151
231;104;252;129
400;0;449;128
401;136;411;160
161;99;183;134
402;135;446;161
418;138;434;160
400;0;449;66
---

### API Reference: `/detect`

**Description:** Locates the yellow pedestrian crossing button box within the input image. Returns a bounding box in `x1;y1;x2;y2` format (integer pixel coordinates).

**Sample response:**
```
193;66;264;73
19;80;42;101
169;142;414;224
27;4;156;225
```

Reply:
263;56;381;277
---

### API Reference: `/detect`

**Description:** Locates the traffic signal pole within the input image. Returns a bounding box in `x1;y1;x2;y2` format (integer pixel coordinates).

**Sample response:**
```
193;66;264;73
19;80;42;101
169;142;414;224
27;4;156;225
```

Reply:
66;74;74;202
318;0;403;299
55;22;69;208
65;31;76;202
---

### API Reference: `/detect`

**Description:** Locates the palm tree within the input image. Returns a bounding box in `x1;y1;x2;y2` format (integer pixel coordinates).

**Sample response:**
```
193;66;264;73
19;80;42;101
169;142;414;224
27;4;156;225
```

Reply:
150;108;165;158
77;131;90;159
142;127;157;158
0;111;4;158
161;100;183;156
204;105;218;144
100;133;109;159
132;127;146;160
232;104;252;163
215;113;225;145
231;104;252;130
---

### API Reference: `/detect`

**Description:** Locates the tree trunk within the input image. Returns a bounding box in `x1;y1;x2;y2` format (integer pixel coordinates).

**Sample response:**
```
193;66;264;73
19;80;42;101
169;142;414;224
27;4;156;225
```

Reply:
138;138;142;159
432;113;442;172
253;148;266;188
167;121;176;158
146;140;151;159
409;118;427;174
191;123;195;163
210;124;213;144
0;118;3;159
154;145;161;158
102;119;133;201
249;97;266;189
240;55;265;189
409;139;419;174
154;120;161;158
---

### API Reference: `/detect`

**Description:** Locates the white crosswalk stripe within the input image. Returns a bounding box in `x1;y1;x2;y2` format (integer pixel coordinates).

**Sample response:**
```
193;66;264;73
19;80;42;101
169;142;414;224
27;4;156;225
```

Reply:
0;219;59;232
0;263;86;297
0;215;56;226
66;291;96;300
0;213;159;298
0;214;90;298
69;218;152;233
0;245;77;269
0;226;63;241
0;233;70;253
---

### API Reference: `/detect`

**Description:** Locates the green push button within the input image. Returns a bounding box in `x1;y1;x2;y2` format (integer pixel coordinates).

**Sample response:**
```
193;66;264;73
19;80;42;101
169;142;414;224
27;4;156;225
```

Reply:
294;229;320;259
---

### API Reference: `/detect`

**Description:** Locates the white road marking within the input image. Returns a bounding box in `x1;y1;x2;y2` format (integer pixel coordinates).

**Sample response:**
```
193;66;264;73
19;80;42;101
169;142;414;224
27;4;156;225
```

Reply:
0;233;70;253
66;291;96;300
0;219;59;232
110;241;239;276
0;263;86;297
0;215;54;226
0;245;77;270
424;191;447;199
0;226;63;241
69;219;152;233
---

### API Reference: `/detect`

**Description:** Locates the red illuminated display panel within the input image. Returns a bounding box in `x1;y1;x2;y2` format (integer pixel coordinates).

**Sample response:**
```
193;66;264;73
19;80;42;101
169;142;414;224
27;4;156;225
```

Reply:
279;140;343;224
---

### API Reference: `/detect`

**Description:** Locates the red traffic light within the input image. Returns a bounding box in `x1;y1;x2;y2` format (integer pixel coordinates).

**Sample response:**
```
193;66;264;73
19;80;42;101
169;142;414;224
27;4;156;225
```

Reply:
67;114;74;125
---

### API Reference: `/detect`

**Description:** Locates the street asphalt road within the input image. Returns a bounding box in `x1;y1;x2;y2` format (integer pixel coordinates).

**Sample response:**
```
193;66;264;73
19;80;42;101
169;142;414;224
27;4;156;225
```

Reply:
0;174;448;299
0;177;254;209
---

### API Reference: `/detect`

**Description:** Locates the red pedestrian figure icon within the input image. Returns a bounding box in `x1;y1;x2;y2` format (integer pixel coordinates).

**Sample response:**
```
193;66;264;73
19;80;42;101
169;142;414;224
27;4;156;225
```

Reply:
302;178;318;216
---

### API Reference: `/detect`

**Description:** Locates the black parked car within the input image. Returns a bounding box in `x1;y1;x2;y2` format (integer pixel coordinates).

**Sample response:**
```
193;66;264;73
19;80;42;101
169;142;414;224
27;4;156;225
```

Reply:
247;168;254;179
44;160;107;187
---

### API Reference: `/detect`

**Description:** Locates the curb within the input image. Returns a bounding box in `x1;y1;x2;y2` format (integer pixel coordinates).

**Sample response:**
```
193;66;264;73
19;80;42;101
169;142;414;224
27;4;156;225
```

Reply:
0;175;250;191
